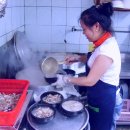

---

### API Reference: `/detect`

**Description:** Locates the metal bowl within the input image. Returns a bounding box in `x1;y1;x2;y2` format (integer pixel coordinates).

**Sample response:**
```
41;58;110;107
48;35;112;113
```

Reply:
29;103;56;124
41;57;59;76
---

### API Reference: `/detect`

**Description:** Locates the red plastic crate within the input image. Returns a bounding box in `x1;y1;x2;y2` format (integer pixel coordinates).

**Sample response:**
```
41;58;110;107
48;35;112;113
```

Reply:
0;79;29;126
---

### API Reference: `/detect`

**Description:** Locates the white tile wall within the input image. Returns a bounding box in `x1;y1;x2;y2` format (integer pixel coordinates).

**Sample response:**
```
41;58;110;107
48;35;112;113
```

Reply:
67;8;81;26
117;12;130;28
0;18;6;36
80;44;88;53
2;0;127;54
52;26;66;43
52;7;66;25
24;0;130;53
66;44;80;52
25;0;36;6
51;43;66;52
37;0;51;7
52;0;66;7
0;0;25;47
81;0;94;8
25;25;51;44
67;0;81;8
25;7;37;25
112;11;130;52
66;30;81;44
37;7;52;25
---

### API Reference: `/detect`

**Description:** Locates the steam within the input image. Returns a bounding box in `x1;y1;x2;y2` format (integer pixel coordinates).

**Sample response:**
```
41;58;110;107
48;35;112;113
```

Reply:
14;31;47;87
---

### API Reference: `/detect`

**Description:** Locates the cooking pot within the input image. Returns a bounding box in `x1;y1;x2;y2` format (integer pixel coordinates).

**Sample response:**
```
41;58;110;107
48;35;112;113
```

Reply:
40;91;64;108
59;95;87;117
29;103;56;124
0;33;24;78
44;69;67;85
44;77;58;84
14;31;35;67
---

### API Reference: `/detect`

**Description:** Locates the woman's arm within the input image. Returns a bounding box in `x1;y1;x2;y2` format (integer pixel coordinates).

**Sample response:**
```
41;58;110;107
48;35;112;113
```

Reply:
65;54;87;64
68;55;113;87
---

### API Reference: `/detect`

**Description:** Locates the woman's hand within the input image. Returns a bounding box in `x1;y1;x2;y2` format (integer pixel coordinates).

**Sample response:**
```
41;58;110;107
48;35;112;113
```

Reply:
65;54;81;65
51;74;71;88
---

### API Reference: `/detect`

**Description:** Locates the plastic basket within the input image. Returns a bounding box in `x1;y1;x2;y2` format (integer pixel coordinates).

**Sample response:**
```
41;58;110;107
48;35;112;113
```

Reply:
0;79;29;126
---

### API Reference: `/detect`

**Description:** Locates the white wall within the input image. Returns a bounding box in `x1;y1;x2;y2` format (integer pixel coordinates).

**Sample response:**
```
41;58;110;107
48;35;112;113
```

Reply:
0;0;25;47
112;11;130;52
25;0;130;53
25;0;94;53
0;0;130;53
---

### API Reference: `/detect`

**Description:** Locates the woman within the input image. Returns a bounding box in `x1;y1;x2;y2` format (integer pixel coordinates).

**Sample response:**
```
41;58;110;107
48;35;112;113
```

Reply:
52;2;122;130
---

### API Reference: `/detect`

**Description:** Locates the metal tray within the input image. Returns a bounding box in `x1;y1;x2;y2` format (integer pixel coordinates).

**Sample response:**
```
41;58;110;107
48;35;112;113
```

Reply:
0;90;33;130
27;106;89;130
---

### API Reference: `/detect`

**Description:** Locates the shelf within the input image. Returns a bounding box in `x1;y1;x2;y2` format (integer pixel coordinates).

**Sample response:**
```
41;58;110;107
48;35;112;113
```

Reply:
117;121;130;125
114;8;130;11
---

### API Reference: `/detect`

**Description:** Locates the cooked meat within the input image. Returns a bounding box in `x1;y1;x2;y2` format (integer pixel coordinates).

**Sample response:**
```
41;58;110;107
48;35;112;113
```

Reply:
32;107;54;118
0;93;21;112
42;94;61;104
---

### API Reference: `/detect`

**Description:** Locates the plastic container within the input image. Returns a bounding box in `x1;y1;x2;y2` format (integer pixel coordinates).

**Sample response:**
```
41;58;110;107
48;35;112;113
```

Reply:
0;79;29;126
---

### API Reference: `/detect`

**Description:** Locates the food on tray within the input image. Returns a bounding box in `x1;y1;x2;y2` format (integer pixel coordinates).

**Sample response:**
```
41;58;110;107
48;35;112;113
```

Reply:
42;94;62;104
62;100;84;112
0;93;21;112
32;106;54;118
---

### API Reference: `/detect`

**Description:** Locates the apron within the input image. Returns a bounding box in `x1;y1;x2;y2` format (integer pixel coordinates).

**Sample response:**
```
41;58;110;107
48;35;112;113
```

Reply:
86;52;116;130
